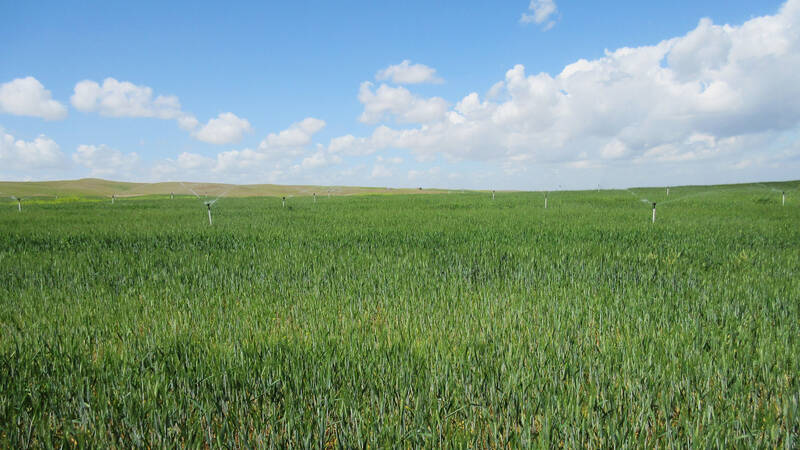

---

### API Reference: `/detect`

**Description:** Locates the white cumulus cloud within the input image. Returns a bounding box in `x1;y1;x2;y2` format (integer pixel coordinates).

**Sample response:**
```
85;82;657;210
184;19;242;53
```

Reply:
192;112;253;145
70;78;261;144
0;77;68;120
370;164;391;178
328;134;373;156
520;0;558;29
150;117;331;182
260;117;326;151
376;155;404;165
72;144;140;177
71;78;185;119
0;129;64;170
358;82;448;124
176;151;215;170
301;149;342;170
376;60;443;84
408;166;441;180
336;0;800;177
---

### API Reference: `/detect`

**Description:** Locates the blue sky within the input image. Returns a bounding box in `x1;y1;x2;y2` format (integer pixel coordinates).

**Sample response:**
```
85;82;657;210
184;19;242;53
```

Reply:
1;0;797;190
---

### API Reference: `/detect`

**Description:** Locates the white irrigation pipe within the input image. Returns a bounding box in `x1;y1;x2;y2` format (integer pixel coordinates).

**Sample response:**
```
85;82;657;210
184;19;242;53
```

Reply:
8;195;23;212
186;185;232;226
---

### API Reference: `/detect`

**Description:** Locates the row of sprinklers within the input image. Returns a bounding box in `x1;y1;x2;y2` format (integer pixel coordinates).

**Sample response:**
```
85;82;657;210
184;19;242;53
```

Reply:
182;184;335;225
6;184;792;225
487;185;792;223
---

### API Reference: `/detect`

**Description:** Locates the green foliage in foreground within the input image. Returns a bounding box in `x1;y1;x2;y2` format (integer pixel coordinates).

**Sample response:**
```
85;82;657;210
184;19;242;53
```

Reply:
1;183;798;447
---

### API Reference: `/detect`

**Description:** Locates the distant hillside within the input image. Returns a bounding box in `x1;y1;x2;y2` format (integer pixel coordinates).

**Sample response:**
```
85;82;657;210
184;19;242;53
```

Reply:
0;178;450;199
1;178;797;200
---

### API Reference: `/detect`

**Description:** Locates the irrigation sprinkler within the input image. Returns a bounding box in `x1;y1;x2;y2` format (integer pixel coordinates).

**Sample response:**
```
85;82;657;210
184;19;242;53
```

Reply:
282;197;286;208
111;194;115;204
185;185;229;225
180;182;202;199
782;191;785;206
544;192;548;209
171;192;174;200
13;196;21;212
492;190;495;200
313;192;316;203
666;187;670;197
652;202;656;223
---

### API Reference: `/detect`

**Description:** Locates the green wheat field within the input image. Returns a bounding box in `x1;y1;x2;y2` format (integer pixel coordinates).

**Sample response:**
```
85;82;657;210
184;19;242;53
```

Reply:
1;181;798;447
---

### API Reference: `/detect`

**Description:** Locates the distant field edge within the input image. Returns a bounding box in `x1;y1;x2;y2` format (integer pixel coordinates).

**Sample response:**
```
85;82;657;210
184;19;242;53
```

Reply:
0;177;797;199
0;178;453;199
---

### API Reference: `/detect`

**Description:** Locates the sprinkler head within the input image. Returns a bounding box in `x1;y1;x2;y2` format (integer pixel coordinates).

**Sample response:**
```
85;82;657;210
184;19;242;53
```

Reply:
652;202;656;208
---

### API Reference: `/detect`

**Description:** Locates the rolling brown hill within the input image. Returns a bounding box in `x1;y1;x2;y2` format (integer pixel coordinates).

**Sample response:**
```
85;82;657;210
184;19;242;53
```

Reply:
0;178;450;199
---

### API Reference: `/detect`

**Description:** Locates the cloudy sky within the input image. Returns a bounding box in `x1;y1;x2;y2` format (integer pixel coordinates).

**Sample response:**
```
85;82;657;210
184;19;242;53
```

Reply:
1;0;798;189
